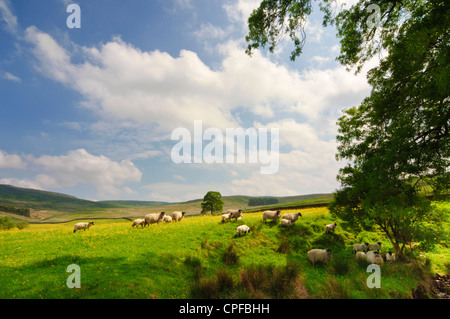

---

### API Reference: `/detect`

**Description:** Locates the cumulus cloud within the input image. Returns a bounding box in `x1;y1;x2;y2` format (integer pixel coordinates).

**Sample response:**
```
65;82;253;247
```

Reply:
0;150;26;169
0;149;142;197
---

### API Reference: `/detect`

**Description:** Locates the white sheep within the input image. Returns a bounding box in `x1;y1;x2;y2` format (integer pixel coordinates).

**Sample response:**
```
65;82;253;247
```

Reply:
385;251;396;262
221;213;232;224
352;243;369;254
228;209;243;221
368;242;382;251
281;219;293;227
307;249;332;266
131;219;145;228
163;215;172;223
262;210;281;223
366;250;384;264
325;223;337;233
281;212;302;223
236;225;251;237
171;211;186;222
144;212;165;226
73;221;94;233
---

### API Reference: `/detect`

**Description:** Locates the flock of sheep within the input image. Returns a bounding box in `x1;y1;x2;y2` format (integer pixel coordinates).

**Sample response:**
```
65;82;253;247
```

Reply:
73;208;395;266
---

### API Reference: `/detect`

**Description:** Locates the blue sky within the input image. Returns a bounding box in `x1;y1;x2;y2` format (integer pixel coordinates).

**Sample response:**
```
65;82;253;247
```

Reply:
0;0;371;202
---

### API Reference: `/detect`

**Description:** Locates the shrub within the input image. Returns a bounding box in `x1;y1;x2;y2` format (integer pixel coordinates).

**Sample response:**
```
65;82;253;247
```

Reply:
222;243;239;265
0;216;16;230
16;221;29;230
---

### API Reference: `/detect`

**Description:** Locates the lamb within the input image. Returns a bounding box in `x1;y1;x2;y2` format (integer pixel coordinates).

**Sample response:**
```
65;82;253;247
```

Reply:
385;251;396;262
171;211;186;222
281;212;302;223
144;212;165;226
163;215;172;223
307;249;332;266
325;223;337;233
352;243;369;254
281;219;293;227
73;221;94;233
131;219;145;228
221;213;232;224
365;250;384;264
262;210;281;223
368;242;382;251
355;251;366;260
228;209;243;221
236;225;251;237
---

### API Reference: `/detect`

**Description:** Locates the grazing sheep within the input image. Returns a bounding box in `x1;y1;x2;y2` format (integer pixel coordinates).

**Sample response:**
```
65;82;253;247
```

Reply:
385;251;396;262
366;250;384;264
325;223;337;233
228;209;243;221
236;225;251;237
144;212;165;226
352;243;369;254
171;211;186;222
368;242;382;251
221;213;232;224
73;221;94;233
163;215;172;223
282;212;302;223
131;219;145;228
281;219;293;227
262;210;281;223
307;249;332;266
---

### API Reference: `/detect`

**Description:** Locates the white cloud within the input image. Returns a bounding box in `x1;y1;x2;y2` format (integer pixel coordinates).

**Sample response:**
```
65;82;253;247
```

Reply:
0;149;142;197
0;0;18;34
0;150;26;169
2;71;21;82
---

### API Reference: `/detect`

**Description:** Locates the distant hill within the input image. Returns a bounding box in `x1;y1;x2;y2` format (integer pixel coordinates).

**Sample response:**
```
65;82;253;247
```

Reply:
0;184;171;212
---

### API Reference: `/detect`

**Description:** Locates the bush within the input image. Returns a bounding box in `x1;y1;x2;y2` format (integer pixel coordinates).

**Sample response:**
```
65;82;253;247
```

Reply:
16;221;29;230
0;216;16;230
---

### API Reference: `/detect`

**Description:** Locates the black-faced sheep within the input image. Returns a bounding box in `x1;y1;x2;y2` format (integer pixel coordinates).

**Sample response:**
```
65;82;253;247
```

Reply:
368;242;382;251
366;250;384;264
172;211;185;222
73;221;94;233
228;209;243;221
236;225;251;237
325;223;337;233
144;212;165;226
352;243;369;254
307;249;332;266
385;251;396;262
281;219;293;227
163;215;172;223
282;212;302;223
221;213;232;224
263;210;281;223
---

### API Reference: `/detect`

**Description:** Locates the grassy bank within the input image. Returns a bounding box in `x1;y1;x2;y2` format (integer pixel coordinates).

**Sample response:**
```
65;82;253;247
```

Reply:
0;203;448;299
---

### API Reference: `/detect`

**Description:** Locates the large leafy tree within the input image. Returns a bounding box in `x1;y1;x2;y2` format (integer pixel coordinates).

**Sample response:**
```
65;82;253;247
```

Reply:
201;191;224;215
246;0;449;257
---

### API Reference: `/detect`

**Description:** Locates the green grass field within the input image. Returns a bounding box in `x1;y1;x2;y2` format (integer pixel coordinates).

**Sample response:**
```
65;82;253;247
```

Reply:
0;203;448;299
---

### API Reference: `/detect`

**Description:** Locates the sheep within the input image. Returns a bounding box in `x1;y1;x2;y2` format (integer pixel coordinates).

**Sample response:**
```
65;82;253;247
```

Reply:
73;221;94;233
144;212;165;226
365;250;384;264
325;223;337;233
236;225;251;237
281;219;293;227
281;212;302;223
368;242;382;251
352;243;369;254
307;249;332;266
171;211;186;222
221;213;232;224
262;210;281;223
228;209;243;221
131;219;145;228
385;251;396;262
163;215;172;223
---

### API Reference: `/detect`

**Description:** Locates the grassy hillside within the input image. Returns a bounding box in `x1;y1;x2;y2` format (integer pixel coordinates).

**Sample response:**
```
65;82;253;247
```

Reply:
0;202;447;299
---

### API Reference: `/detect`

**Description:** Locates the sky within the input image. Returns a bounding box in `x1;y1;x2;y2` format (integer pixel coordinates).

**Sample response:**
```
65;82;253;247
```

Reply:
0;0;372;202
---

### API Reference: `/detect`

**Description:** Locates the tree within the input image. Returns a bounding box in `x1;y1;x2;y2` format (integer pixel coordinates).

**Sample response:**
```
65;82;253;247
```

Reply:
201;191;224;215
246;0;449;258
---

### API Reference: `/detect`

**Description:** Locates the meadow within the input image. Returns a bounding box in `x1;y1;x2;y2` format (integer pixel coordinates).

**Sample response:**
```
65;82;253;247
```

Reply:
0;203;448;299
